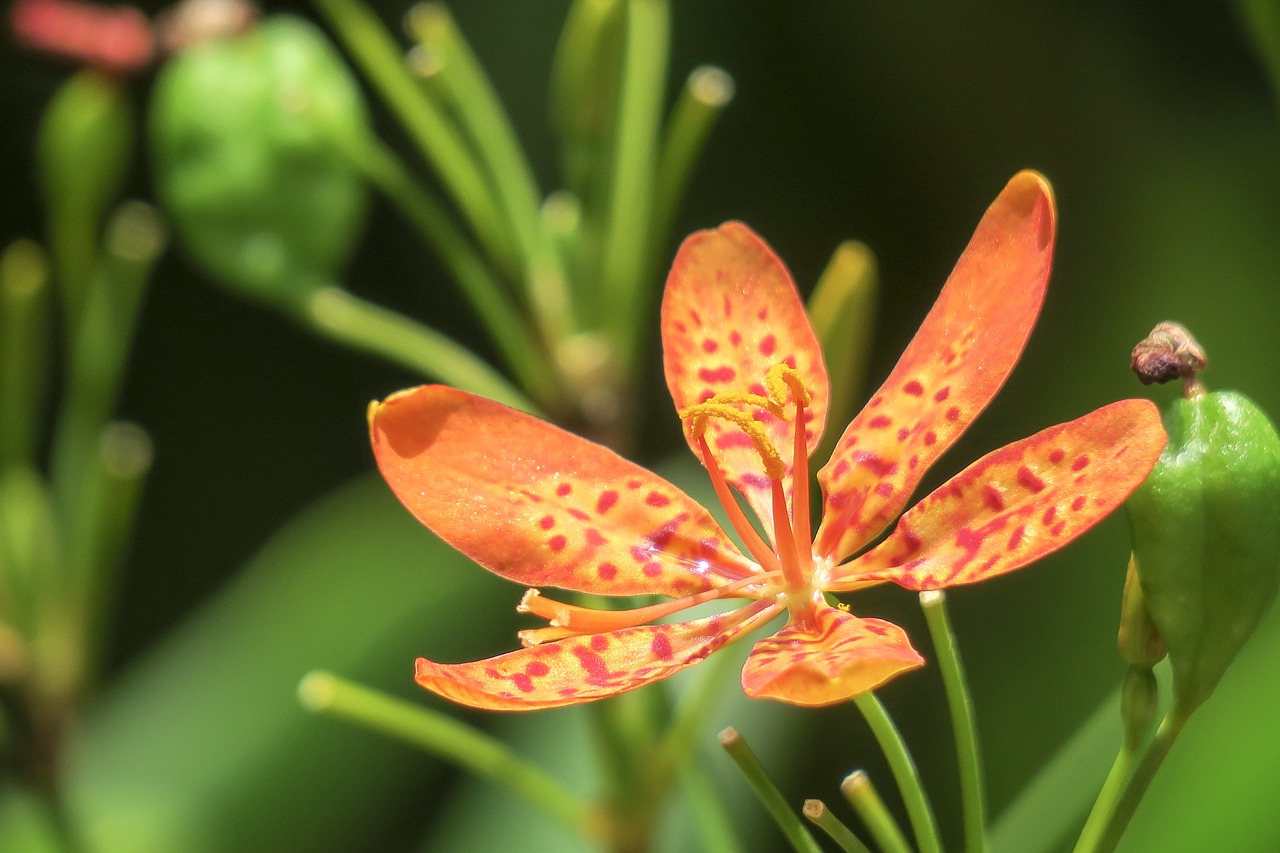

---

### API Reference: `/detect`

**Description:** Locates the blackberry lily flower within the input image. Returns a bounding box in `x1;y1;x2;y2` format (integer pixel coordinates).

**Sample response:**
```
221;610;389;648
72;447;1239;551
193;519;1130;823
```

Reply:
370;171;1166;709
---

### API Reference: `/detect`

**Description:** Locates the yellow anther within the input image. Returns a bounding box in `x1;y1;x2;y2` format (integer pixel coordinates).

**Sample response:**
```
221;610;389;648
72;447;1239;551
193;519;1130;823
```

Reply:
766;364;810;409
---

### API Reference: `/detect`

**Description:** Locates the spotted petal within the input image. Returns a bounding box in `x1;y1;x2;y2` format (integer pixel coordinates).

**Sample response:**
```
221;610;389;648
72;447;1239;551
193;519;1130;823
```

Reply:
832;400;1166;591
662;222;829;534
370;385;756;598
816;171;1057;562
740;605;924;706
415;604;777;710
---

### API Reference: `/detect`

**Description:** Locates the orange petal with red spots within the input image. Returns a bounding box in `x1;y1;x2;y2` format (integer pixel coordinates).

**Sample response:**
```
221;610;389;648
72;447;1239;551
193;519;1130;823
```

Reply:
833;399;1166;591
740;605;924;706
662;222;829;533
371;385;756;598
415;603;779;710
816;171;1057;562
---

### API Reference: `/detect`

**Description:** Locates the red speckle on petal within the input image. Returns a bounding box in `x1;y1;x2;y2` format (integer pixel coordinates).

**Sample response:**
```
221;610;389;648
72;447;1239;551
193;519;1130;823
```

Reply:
853;451;896;477
957;528;983;550
1042;506;1057;526
585;528;608;547
559;687;579;697
598;562;618;580
597;490;619;513
868;415;892;429
1071;496;1087;512
556;483;572;497
1049;448;1066;464
924;431;938;446
897;428;910;442
690;308;703;325
548;535;568;552
946;407;961;421
741;472;772;489
1072;455;1090;471
933;387;951;403
875;482;894;497
904;380;924;397
982;484;1005;511
757;306;768;321
1051;521;1067;537
539;515;555;530
908;455;920;469
1017;466;1046;493
568;508;589;521
645;491;671;507
627;479;643;490
512;673;534;692
729;330;742;346
702;339;719;353
526;661;549;677
759;334;777;357
590;635;608;652
1008;525;1025;550
643;562;662;577
697;366;737;383
715;432;756;451
651;633;673;660
832;459;850;478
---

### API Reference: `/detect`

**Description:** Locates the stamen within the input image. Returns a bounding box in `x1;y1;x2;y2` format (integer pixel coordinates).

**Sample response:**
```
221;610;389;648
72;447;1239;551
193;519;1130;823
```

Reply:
681;402;786;480
790;392;813;569
770;479;807;593
696;434;784;573
517;571;783;640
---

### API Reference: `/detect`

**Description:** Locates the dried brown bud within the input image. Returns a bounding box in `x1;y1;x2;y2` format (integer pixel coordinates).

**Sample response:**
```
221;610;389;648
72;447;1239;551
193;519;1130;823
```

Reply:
1131;322;1206;391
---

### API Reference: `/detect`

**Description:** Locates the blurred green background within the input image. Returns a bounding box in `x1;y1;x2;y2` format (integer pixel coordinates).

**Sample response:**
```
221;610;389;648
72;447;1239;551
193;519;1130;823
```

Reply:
3;1;1280;850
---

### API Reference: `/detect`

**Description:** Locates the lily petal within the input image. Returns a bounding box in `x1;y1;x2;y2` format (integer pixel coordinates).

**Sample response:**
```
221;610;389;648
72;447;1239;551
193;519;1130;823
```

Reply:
415;603;778;710
834;400;1166;591
662;222;829;533
371;385;756;598
816;171;1057;562
740;605;924;706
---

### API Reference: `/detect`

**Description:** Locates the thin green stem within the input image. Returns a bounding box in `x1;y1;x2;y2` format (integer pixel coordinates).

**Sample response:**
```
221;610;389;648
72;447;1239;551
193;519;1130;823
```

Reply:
651;65;734;259
298;671;598;839
0;241;50;473
406;4;576;345
342;132;559;405
840;772;913;853
920;590;987;852
854;692;942;853
308;0;515;272
1072;743;1137;853
1078;709;1188;853
720;727;824;853
304;287;537;413
803;799;873;853
599;0;668;377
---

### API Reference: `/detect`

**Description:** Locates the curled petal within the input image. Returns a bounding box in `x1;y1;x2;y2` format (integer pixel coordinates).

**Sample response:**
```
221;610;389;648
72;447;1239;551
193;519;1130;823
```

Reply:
371;385;755;598
816;171;1057;562
834;399;1167;591
741;605;924;706
415;603;779;711
662;222;829;533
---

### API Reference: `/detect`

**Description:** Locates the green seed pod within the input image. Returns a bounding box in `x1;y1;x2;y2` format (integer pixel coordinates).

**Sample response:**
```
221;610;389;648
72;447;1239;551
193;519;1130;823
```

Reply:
149;15;369;310
1126;390;1280;715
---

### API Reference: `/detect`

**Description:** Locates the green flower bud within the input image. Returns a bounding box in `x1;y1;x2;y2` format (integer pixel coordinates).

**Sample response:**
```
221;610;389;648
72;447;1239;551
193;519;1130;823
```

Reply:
149;15;370;309
1126;389;1280;715
1117;554;1165;669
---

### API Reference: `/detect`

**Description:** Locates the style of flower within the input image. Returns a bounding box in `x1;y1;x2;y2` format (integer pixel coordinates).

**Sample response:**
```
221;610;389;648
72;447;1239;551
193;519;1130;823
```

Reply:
369;171;1166;709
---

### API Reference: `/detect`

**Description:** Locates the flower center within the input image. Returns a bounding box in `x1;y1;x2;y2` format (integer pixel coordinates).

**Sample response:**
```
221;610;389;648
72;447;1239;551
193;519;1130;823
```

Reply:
679;364;819;620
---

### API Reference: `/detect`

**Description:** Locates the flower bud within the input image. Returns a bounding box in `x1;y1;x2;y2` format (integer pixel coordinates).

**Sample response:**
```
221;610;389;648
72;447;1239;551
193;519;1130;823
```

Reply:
149;15;369;310
1126;390;1280;715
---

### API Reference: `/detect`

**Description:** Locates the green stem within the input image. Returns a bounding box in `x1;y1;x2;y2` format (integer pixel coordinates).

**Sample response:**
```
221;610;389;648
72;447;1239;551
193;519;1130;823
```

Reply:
854;691;942;853
840;772;913;853
1077;709;1188;853
1072;744;1137;853
803;799;873;853
719;727;824;853
304;287;537;413
298;672;597;839
679;763;745;853
309;0;515;272
343;132;559;406
0;241;50;473
651;65;734;260
406;4;576;345
920;590;987;852
599;0;668;377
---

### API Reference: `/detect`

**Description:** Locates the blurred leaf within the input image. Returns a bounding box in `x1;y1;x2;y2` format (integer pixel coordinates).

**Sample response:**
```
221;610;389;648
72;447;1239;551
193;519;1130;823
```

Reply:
64;475;514;853
0;783;67;853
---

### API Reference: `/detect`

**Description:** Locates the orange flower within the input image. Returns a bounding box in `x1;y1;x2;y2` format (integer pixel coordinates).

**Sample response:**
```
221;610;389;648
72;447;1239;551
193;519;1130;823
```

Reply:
370;171;1166;709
